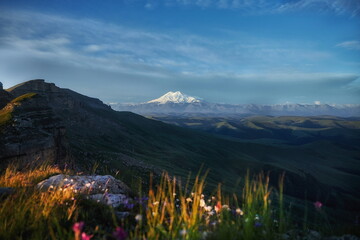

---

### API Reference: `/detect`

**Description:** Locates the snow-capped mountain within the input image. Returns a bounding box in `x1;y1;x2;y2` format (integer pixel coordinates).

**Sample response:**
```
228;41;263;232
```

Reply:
109;92;360;117
147;91;201;104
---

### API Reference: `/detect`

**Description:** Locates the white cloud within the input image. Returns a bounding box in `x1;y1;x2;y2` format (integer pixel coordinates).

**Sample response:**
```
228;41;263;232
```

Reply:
277;0;360;16
336;41;360;50
0;9;358;104
144;0;360;15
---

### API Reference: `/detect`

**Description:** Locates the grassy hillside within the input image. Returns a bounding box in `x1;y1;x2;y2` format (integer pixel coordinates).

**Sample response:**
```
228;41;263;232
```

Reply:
1;80;359;227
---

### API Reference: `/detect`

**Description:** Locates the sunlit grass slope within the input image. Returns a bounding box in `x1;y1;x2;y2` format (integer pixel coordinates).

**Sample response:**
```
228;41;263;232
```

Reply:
2;161;356;240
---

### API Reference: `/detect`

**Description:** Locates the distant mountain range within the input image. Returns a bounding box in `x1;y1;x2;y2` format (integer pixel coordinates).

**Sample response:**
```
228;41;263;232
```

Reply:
110;91;360;117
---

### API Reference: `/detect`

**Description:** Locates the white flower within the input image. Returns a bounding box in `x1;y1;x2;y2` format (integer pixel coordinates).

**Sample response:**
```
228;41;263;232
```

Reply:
180;229;187;236
201;194;204;198
222;204;229;210
236;208;244;215
135;214;142;221
186;198;192;203
204;206;212;212
153;201;159;206
200;199;206;207
173;193;177;196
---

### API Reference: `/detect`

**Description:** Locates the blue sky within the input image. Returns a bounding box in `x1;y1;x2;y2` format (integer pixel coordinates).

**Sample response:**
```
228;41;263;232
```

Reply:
0;0;359;104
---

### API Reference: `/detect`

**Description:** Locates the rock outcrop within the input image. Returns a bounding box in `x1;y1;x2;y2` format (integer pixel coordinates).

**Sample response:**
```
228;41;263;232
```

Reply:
37;174;132;207
0;79;113;167
0;90;69;166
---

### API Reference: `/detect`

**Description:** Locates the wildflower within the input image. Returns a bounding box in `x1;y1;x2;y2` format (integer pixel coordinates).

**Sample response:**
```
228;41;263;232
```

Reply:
254;221;262;227
211;196;216;200
200;199;206;207
236;208;244;215
125;202;135;209
173;193;177;196
180;229;187;236
314;201;322;210
201;194;204;198
255;214;260;220
72;222;85;240
85;183;91;188
135;214;142;222
215;201;222;213
204;206;212;212
153;201;159;206
222;204;230;210
208;210;215;216
81;232;93;240
113;227;127;240
191;192;194;197
72;221;85;233
186;198;192;203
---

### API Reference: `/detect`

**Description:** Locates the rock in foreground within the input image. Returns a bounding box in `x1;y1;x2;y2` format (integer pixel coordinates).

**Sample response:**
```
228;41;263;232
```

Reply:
37;174;132;207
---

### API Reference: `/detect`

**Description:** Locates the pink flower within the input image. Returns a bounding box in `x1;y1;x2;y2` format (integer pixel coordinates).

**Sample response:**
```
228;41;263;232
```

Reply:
113;227;127;240
72;221;85;233
314;201;323;210
81;232;93;240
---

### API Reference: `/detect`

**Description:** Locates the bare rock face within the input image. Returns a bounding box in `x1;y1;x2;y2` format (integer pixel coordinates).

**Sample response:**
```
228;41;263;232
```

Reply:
37;174;132;208
1;79;110;166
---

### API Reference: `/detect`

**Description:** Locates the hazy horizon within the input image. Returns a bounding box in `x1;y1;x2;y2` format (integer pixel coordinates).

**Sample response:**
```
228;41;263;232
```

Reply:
0;0;359;105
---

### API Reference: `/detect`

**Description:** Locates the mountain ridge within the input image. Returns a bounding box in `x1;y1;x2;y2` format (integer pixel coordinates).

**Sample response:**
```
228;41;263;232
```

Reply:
110;92;360;117
147;91;201;104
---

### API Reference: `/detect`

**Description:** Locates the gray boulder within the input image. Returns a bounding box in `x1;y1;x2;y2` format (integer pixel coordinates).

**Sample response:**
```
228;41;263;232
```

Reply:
37;174;132;207
37;174;130;194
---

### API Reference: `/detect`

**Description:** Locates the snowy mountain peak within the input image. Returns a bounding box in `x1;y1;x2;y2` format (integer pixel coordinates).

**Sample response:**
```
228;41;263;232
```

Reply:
147;91;201;104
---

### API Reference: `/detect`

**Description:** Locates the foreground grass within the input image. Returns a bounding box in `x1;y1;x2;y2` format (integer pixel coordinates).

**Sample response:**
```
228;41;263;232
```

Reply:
0;163;343;240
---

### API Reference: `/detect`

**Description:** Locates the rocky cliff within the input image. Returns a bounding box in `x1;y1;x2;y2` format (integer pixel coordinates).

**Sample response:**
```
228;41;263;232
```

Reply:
0;81;69;166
